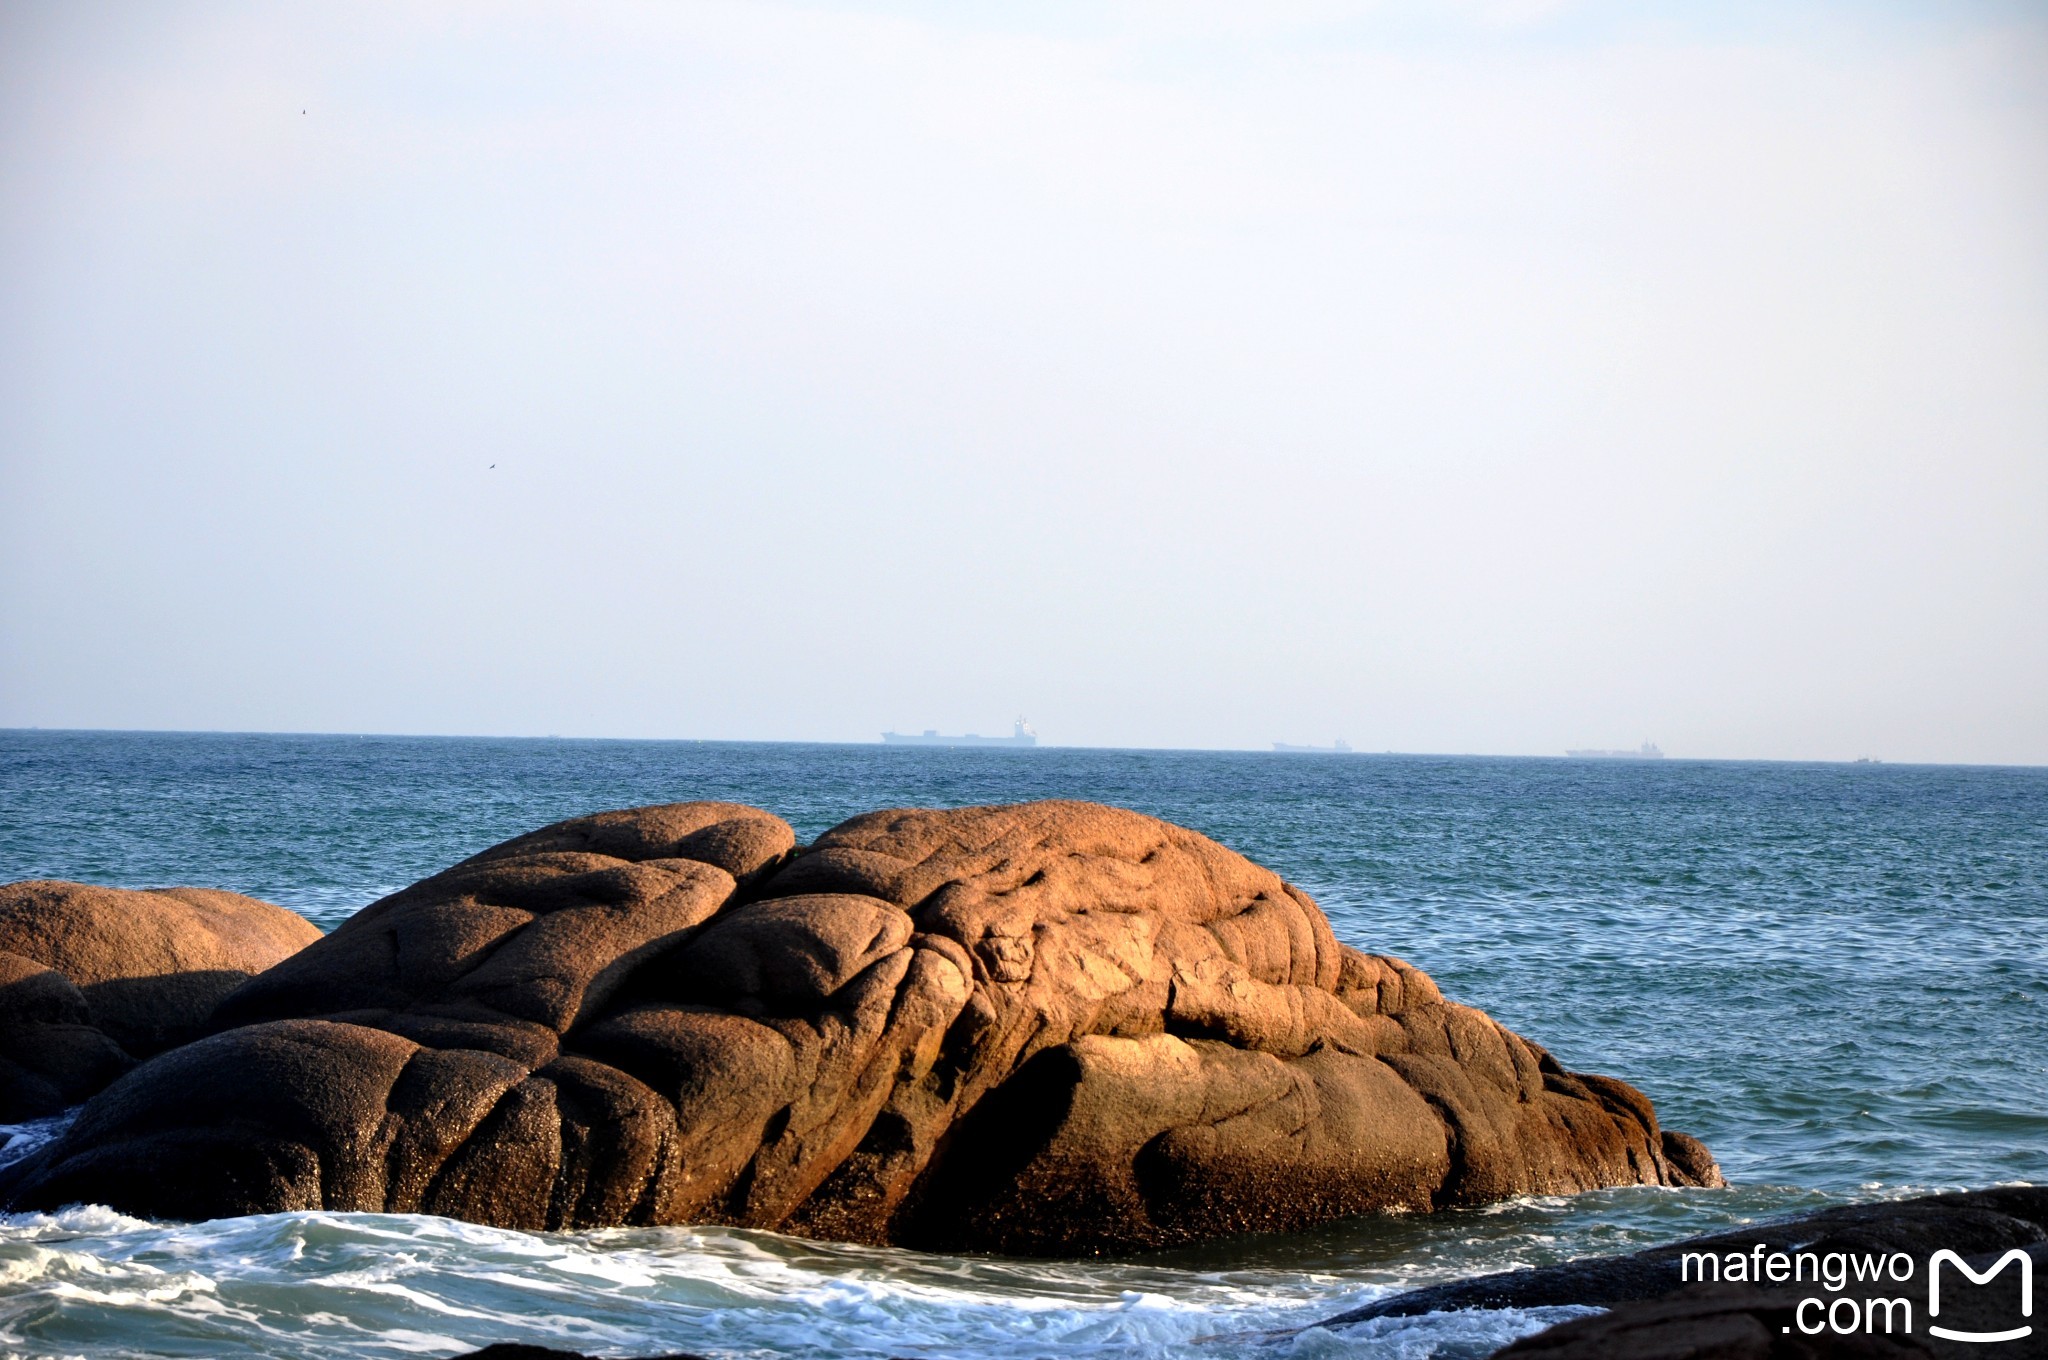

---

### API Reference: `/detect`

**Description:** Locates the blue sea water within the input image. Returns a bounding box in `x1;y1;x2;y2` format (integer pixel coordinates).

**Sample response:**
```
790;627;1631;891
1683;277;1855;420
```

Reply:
1;729;2043;1359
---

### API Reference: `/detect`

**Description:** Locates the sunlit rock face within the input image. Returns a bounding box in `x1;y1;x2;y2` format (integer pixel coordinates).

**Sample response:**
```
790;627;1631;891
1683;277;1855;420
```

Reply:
1;800;1720;1254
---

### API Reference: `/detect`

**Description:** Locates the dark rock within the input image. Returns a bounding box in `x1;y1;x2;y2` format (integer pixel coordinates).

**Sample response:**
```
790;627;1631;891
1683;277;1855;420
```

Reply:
1304;1188;2048;1360
0;881;321;1120
4;800;1718;1255
448;1347;705;1360
1319;1188;2048;1325
1492;1246;2047;1360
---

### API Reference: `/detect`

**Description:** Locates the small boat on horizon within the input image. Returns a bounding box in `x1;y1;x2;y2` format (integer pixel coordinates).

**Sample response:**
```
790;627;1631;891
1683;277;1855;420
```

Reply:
1274;739;1353;754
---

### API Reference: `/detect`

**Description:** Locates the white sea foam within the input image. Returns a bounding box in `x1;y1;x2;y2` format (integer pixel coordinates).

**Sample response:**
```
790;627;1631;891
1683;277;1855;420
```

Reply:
0;1203;1640;1360
0;1157;1820;1358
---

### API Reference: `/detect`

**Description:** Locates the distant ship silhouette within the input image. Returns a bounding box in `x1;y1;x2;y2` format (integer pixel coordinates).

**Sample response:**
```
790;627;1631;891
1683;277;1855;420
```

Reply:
1565;741;1665;759
1273;739;1353;754
882;718;1037;748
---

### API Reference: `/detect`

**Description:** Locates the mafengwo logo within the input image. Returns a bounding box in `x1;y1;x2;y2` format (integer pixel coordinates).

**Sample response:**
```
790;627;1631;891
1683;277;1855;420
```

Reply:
1680;1245;2034;1342
1929;1249;2034;1344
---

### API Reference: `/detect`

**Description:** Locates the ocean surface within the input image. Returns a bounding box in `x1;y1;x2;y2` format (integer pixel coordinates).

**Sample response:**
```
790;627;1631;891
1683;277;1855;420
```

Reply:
1;729;2043;1360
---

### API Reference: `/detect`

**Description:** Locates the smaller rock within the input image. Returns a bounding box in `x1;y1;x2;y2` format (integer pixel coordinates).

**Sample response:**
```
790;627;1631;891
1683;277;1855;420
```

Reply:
0;881;321;1120
1658;1130;1721;1188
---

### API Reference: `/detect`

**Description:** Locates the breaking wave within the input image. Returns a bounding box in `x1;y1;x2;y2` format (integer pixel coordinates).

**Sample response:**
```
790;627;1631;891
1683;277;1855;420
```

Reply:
0;1204;1588;1360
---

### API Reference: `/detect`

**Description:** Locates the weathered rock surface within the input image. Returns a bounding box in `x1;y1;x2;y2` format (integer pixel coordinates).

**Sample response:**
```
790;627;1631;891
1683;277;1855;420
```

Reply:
1310;1188;2048;1360
2;800;1717;1254
0;881;321;1120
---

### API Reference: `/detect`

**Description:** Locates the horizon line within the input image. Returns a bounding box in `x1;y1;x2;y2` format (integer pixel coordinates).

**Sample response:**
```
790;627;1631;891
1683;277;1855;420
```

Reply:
2;725;2040;771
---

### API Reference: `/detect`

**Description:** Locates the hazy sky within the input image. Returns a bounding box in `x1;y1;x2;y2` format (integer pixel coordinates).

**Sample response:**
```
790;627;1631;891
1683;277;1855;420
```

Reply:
2;2;2044;762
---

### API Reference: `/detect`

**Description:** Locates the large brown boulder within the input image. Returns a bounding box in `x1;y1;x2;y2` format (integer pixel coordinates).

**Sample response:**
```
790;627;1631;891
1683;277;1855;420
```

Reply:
1;800;1717;1254
0;881;321;1120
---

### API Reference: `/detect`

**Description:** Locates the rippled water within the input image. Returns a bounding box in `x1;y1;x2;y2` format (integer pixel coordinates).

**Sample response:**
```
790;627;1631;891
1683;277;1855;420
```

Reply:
1;730;2043;1359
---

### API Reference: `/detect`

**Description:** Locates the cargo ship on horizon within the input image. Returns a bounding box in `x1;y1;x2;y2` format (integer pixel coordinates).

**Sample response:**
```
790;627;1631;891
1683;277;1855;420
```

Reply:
882;718;1038;748
1565;741;1665;759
